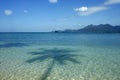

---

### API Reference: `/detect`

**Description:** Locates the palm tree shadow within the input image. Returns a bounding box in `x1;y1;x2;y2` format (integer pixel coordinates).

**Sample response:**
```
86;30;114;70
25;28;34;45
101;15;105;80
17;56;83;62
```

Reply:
26;48;83;80
0;43;29;48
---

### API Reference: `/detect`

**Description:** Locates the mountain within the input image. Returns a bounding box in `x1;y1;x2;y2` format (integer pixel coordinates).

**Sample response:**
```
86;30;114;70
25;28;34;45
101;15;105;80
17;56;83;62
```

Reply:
53;24;120;33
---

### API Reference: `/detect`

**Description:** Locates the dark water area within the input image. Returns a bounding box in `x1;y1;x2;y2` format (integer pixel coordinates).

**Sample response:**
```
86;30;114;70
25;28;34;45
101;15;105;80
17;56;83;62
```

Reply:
0;32;120;47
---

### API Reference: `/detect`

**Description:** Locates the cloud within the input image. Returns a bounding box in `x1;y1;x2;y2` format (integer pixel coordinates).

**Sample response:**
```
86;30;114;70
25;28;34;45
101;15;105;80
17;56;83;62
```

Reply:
4;9;13;16
74;6;107;16
24;10;28;13
74;0;120;16
48;0;58;3
104;0;120;5
74;7;88;12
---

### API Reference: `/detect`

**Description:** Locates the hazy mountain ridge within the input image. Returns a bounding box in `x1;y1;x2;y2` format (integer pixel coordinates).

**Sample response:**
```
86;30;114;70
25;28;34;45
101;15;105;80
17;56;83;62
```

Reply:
53;24;120;33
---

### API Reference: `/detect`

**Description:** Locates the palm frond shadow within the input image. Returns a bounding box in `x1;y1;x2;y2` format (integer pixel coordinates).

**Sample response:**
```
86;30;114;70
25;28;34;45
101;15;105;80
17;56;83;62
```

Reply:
26;48;84;80
0;43;29;48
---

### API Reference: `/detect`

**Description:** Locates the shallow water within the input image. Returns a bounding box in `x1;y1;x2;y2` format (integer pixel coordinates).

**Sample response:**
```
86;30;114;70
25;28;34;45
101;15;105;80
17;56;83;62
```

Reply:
0;33;120;80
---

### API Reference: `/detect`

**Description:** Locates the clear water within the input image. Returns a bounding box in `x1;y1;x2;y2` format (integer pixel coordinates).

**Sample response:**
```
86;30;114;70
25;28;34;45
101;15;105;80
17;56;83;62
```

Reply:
0;33;120;80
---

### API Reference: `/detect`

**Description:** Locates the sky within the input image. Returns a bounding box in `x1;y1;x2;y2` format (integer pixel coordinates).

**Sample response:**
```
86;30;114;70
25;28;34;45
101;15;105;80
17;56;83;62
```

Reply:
0;0;120;32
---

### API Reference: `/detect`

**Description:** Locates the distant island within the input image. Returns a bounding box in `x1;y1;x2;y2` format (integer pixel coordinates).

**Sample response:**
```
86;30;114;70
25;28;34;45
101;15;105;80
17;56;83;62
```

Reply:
53;24;120;33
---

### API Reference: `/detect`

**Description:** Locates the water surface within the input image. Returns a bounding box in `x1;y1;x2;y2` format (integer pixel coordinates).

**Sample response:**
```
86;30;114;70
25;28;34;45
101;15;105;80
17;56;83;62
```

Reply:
0;33;120;80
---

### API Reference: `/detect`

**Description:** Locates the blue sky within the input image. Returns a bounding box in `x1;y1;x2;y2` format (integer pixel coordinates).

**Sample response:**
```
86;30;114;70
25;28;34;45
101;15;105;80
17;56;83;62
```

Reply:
0;0;120;32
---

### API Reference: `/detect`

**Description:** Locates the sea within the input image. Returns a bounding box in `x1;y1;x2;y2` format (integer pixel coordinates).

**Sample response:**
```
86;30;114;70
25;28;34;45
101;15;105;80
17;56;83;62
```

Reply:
0;32;120;80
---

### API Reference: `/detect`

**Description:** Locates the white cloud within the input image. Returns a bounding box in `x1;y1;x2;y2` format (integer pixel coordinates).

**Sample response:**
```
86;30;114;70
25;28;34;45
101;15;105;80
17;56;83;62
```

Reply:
24;10;28;13
74;0;120;16
48;0;58;3
104;0;120;5
74;7;88;12
4;9;13;16
74;6;107;16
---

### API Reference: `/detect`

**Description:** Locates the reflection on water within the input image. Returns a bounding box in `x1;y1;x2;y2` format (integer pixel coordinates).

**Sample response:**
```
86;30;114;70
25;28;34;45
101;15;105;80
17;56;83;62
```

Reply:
26;48;82;80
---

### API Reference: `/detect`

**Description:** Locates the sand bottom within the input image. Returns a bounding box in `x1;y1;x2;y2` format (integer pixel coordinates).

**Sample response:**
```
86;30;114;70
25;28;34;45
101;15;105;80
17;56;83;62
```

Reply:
0;45;120;80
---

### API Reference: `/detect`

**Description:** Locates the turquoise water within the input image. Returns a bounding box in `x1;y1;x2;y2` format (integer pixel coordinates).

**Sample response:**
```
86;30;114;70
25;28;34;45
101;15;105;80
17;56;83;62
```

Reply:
0;33;120;80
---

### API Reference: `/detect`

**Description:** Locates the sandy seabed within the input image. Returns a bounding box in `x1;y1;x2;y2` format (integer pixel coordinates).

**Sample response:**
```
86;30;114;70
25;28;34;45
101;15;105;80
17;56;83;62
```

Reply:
0;45;120;80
